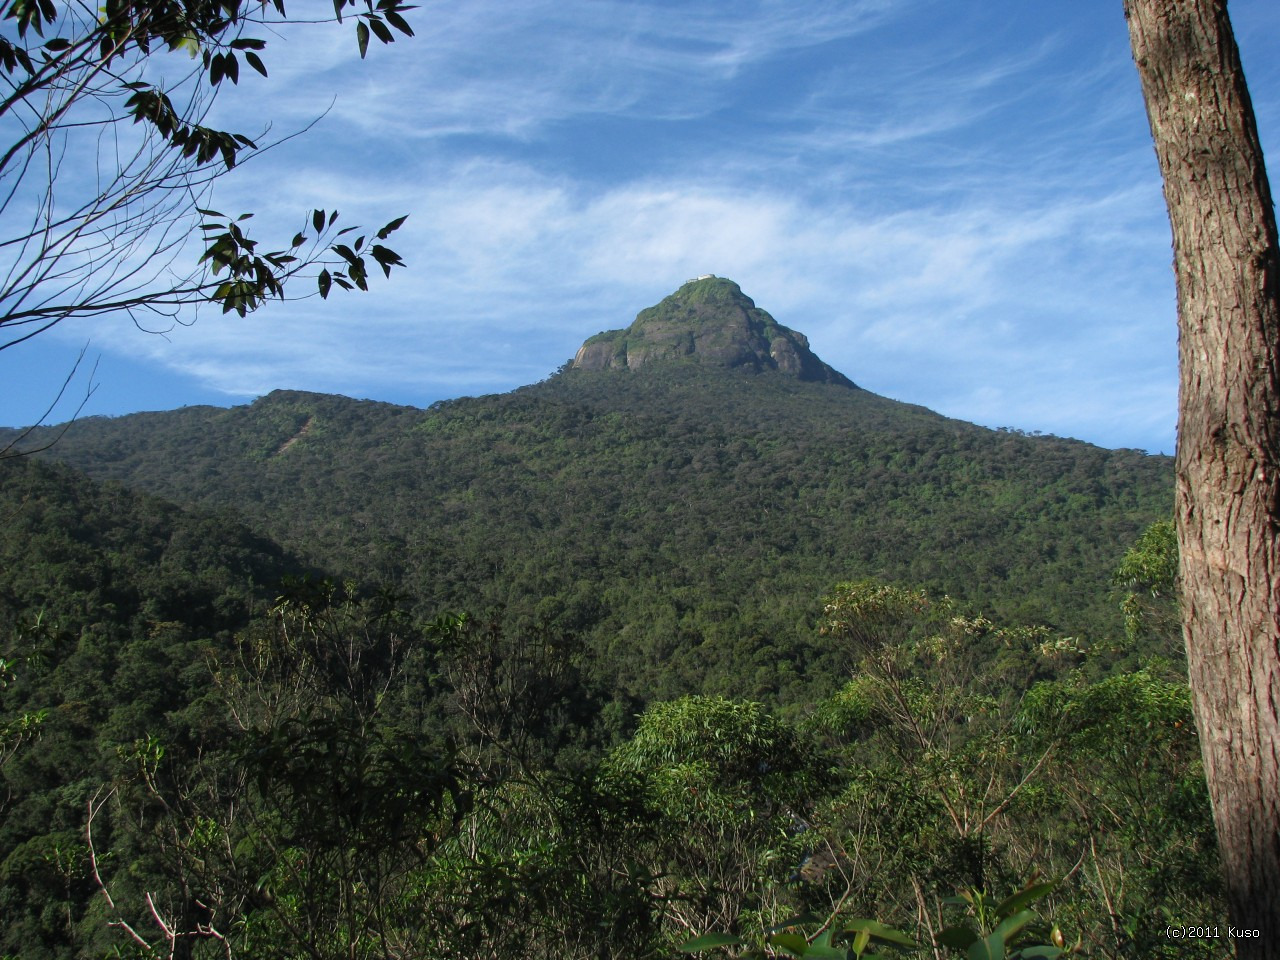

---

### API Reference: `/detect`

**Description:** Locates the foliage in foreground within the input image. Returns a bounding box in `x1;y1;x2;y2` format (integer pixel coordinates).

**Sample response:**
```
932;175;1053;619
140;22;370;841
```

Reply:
0;461;1220;959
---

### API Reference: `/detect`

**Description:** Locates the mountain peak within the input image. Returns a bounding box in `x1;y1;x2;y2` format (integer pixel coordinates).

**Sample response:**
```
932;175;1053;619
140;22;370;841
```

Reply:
571;277;855;386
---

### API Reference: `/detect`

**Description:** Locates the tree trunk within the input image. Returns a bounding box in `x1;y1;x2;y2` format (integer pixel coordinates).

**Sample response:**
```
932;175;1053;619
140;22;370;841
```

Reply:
1124;1;1280;954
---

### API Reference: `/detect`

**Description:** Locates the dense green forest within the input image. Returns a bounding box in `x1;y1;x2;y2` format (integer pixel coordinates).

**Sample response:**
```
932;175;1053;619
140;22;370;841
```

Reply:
9;346;1170;705
0;280;1219;958
0;456;1218;959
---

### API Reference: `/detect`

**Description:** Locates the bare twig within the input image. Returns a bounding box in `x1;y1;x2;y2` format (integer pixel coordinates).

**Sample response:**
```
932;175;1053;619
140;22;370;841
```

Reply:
87;788;156;953
0;345;98;458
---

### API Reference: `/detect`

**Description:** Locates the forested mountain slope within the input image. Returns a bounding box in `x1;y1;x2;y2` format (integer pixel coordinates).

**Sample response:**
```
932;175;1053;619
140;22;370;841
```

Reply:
9;279;1173;701
0;457;314;956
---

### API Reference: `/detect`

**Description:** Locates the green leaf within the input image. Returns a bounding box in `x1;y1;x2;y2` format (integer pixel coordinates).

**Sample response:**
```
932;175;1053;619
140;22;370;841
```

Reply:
989;910;1036;946
851;929;871;956
370;245;403;277
803;946;849;960
318;269;332;299
385;10;414;36
994;882;1058;920
350;259;369;290
936;925;978;950
245;51;267;77
369;16;394;44
356;20;370;58
766;932;810;956
844;920;916;947
313;209;326;233
376;214;408;238
677;932;742;952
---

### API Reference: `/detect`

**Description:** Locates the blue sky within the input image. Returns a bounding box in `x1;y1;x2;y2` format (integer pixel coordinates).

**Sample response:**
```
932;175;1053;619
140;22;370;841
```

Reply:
4;0;1279;453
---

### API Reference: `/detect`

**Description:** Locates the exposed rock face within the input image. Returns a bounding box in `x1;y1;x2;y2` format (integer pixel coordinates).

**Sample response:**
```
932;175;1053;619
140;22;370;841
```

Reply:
572;277;855;387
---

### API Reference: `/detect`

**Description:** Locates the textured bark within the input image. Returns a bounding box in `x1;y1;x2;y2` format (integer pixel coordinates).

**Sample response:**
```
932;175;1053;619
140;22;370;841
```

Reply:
1125;0;1280;953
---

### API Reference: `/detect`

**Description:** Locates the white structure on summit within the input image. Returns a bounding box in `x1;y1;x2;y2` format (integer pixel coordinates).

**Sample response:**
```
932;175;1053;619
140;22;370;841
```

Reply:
686;273;716;283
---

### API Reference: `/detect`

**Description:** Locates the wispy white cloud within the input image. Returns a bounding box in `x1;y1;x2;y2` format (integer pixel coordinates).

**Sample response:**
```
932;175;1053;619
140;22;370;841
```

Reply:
209;0;912;141
80;143;1175;449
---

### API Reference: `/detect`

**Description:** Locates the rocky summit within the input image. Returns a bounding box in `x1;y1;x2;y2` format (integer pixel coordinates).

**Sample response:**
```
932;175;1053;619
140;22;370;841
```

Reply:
571;276;855;386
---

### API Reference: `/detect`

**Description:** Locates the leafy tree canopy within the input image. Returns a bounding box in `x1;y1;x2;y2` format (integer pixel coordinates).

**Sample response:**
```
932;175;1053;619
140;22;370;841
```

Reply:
0;0;412;350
